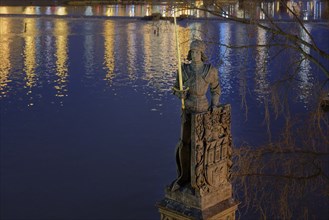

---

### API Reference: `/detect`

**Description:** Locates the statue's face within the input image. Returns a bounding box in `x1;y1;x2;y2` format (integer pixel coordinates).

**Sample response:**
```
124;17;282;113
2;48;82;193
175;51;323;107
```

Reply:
190;49;202;63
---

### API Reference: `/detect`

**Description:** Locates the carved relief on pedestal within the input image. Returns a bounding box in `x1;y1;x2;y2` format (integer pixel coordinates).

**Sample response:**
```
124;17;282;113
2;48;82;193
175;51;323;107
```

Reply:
160;213;176;220
157;104;238;219
191;105;233;196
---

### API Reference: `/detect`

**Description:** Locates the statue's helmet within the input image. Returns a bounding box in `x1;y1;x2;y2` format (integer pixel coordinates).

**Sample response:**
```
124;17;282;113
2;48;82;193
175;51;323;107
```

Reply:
190;40;206;53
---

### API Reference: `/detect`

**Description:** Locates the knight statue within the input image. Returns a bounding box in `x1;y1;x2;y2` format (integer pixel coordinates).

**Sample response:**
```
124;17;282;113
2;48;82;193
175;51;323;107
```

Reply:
171;39;221;191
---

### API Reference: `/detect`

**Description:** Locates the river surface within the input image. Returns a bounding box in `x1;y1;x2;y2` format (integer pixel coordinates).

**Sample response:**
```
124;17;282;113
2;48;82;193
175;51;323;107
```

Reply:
0;4;329;220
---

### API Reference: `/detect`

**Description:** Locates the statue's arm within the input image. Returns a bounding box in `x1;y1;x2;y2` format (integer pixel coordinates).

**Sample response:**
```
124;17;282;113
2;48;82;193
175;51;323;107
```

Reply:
172;72;182;98
208;67;221;107
172;65;188;99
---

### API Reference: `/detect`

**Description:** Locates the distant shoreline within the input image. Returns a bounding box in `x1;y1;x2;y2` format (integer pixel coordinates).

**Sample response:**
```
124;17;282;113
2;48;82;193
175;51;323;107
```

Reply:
0;0;152;6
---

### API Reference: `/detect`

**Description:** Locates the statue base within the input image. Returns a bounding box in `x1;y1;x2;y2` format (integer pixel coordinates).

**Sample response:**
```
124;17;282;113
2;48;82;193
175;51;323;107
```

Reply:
164;182;232;210
157;105;238;219
156;187;239;220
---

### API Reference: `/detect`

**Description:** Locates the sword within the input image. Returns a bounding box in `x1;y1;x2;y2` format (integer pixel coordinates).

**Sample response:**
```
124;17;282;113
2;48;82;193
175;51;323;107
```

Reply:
173;7;185;110
171;8;189;192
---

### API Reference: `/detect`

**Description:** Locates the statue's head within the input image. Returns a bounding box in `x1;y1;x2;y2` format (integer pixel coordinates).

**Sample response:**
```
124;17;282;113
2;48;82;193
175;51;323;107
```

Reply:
187;40;208;62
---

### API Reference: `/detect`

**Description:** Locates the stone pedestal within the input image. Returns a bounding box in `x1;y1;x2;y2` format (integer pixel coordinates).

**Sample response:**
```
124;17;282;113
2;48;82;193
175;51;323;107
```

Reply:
157;105;238;220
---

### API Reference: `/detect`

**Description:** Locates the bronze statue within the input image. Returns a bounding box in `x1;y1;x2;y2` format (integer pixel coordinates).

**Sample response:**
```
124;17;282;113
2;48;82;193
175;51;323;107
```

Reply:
171;40;221;191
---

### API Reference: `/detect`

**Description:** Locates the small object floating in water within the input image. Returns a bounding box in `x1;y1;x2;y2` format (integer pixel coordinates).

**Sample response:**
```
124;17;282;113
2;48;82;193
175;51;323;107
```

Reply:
320;94;329;112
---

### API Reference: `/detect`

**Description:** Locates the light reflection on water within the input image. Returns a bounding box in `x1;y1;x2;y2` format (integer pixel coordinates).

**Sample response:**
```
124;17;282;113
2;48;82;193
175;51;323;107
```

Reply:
54;19;69;102
219;22;234;97
84;21;95;80
1;15;327;119
255;27;270;102
0;18;11;96
0;16;328;219
297;23;314;106
0;17;324;109
103;20;115;84
23;17;37;106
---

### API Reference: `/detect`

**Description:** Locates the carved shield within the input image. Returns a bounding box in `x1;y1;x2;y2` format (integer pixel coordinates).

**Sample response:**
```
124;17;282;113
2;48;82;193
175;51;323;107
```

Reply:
205;141;227;187
206;161;227;187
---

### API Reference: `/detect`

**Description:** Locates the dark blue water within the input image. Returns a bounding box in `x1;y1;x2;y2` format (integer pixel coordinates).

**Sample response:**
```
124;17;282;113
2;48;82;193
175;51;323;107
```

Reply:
0;16;328;219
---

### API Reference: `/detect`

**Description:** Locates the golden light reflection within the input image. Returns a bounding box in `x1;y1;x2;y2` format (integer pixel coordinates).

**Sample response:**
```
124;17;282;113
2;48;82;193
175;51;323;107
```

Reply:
143;24;151;76
0;17;10;35
195;0;203;7
142;21;177;93
105;7;115;16
145;5;151;16
287;0;301;17
54;19;69;99
127;23;137;78
23;6;36;15
158;24;171;71
104;20;115;83
0;7;9;14
178;25;190;61
276;1;280;13
0;18;11;97
23;18;37;102
55;7;67;16
309;1;314;12
143;22;189;82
